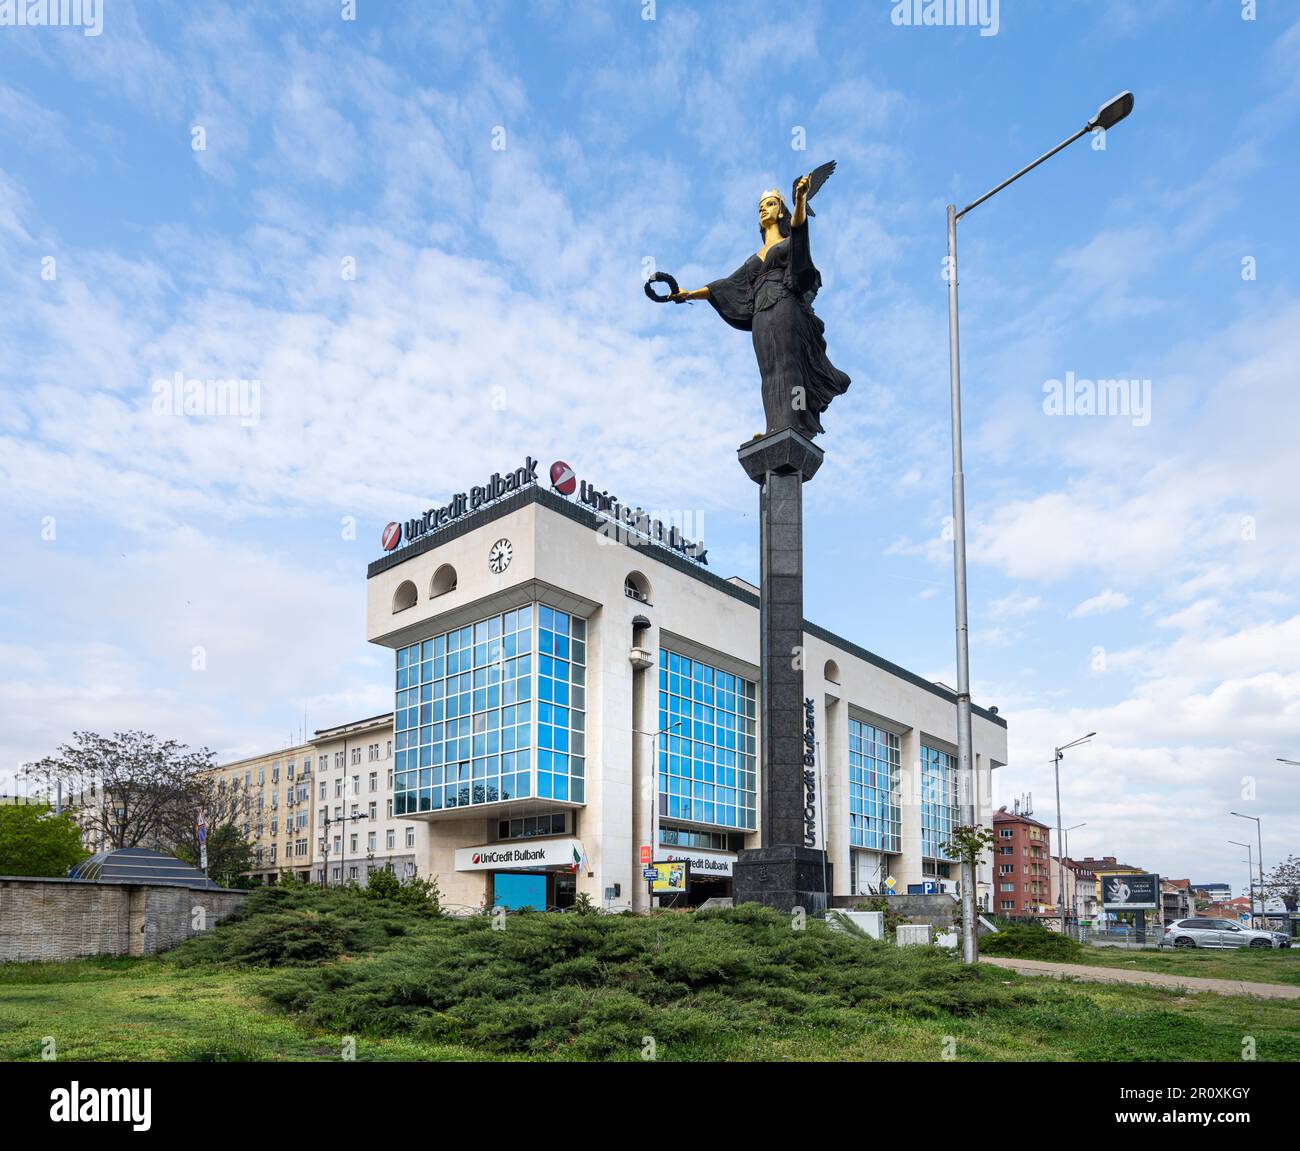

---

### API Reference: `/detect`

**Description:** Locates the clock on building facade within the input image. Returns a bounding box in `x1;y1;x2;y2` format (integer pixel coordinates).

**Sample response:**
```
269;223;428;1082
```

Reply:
488;538;512;574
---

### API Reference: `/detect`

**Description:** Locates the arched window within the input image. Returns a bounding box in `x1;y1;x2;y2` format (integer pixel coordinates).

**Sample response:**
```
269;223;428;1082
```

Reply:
824;659;841;685
624;571;651;604
392;580;417;613
430;564;457;598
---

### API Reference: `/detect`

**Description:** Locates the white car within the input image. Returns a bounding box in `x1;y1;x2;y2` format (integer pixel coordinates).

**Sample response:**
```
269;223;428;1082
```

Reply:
1161;917;1290;949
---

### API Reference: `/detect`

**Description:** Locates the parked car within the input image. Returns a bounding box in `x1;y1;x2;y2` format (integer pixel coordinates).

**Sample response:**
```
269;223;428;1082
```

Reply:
1161;917;1290;949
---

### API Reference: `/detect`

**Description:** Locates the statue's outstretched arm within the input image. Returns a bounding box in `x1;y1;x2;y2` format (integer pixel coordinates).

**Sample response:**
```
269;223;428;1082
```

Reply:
671;286;710;302
791;175;810;229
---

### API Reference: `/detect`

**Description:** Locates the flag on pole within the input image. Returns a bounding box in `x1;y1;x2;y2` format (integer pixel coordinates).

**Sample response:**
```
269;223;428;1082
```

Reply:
197;808;208;873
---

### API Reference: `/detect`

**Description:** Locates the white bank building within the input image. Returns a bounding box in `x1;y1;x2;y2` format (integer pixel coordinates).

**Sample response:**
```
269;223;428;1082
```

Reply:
366;457;1007;914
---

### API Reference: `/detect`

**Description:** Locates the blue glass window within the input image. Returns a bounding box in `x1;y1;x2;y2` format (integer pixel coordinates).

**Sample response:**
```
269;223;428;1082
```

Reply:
848;718;901;853
657;650;756;832
920;743;959;861
393;602;584;813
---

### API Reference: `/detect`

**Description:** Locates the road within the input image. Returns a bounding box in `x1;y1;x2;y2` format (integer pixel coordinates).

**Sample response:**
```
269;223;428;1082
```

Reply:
980;956;1300;1000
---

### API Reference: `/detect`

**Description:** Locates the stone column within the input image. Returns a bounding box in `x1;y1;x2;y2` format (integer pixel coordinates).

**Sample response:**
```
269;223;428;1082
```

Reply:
731;428;832;912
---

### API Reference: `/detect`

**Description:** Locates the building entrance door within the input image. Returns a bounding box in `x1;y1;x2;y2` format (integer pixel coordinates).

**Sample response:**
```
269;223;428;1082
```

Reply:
684;876;731;907
554;872;576;909
492;872;546;911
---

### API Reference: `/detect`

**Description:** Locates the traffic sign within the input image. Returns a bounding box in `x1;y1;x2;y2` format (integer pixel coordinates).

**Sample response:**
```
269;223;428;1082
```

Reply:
643;868;658;880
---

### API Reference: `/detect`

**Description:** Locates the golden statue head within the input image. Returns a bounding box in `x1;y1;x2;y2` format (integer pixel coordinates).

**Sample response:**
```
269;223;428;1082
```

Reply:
758;188;791;237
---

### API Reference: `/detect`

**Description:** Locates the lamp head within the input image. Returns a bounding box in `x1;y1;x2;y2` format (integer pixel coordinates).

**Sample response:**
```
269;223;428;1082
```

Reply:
1089;91;1134;132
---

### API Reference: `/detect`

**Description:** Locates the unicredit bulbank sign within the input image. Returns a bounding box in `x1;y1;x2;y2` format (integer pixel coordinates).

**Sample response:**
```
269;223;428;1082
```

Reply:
378;456;706;566
655;848;736;877
455;837;582;872
550;459;708;566
382;457;539;553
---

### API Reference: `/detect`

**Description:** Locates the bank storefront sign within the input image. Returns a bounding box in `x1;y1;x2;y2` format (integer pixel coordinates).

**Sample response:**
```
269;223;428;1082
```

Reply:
655;847;735;878
455;837;584;872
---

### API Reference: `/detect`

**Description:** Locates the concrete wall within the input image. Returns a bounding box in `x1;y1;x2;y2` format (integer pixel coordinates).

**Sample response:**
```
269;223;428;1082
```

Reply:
0;877;245;962
831;892;963;930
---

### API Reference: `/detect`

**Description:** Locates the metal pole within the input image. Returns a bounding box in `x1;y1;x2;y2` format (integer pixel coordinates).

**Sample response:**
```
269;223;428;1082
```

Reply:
1054;748;1066;936
946;203;977;965
956;126;1090;221
1232;812;1265;926
1255;818;1265;926
1245;843;1253;917
1050;754;1060;936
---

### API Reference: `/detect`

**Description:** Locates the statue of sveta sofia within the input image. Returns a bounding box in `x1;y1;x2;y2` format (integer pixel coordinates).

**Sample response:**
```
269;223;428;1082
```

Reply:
670;162;850;438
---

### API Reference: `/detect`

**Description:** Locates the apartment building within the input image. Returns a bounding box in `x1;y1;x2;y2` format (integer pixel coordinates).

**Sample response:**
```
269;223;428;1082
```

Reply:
208;741;316;884
308;713;424;886
991;806;1053;918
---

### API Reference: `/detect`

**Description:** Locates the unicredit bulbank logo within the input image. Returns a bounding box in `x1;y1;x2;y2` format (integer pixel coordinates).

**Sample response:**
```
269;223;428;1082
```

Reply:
472;853;482;865
549;460;577;495
549;460;708;566
378;457;539;554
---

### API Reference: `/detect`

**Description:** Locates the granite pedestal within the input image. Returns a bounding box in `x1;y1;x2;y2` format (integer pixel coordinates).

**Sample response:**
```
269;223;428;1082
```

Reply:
732;428;832;912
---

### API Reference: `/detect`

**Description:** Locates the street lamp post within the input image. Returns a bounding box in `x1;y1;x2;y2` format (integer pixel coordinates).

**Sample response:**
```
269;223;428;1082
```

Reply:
1229;839;1253;921
945;92;1134;965
321;808;370;889
1053;736;1094;937
634;718;683;911
1230;811;1264;927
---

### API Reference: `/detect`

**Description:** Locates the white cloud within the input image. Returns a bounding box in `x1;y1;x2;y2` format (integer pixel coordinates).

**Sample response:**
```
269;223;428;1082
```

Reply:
1070;589;1131;618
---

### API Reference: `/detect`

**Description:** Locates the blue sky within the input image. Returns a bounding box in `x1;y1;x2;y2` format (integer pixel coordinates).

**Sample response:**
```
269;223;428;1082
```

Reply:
1;0;1297;888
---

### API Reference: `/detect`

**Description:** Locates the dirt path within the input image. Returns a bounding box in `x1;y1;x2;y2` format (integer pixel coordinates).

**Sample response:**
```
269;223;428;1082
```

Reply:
980;956;1300;1000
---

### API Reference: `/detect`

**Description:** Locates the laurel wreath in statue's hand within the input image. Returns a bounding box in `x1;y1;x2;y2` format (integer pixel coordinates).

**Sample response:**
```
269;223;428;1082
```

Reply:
643;271;682;303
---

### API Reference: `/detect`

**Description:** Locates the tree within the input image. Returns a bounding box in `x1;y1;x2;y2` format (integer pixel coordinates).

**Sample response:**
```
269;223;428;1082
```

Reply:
941;823;998;873
1262;855;1300;908
0;803;89;877
21;731;216;854
174;821;255;888
941;823;999;946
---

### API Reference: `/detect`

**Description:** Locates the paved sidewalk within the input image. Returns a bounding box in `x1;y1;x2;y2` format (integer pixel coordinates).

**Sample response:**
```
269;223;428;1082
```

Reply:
980;956;1300;1000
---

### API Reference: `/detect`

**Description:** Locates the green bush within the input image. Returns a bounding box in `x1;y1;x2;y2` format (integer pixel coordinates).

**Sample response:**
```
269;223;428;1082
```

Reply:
170;883;423;968
980;923;1084;961
253;903;1037;1057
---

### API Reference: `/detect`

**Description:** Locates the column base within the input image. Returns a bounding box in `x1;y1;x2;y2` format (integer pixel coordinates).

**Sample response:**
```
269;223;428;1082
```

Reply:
732;845;832;913
737;427;824;485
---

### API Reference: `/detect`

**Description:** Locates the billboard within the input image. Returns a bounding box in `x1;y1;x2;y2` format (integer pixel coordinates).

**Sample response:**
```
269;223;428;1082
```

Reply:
649;860;689;895
1100;872;1160;910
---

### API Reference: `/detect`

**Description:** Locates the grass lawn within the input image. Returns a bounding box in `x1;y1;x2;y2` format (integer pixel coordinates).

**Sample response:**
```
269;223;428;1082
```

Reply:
1077;944;1300;986
2;888;1297;1062
5;954;1297;1062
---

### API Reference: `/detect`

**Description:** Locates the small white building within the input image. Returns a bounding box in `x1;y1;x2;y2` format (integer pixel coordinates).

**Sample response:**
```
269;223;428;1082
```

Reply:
365;460;1008;913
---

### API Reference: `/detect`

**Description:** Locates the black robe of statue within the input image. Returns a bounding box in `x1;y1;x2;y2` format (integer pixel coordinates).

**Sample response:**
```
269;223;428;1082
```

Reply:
705;219;850;437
